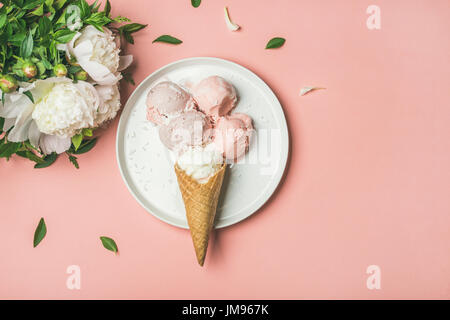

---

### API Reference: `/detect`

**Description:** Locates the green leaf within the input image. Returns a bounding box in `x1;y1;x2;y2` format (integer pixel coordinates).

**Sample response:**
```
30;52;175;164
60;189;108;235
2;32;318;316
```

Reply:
119;23;147;34
82;128;92;137
78;0;91;19
112;16;130;23
20;31;34;58
31;3;44;16
122;31;134;44
54;29;76;43
71;137;96;154
0;13;7;29
16;150;45;163
71;133;83;150
68;154;79;168
9;31;26;47
34;152;57;168
33;217;47;248
23;0;44;9
41;57;52;69
68;65;82;74
100;236;118;254
152;35;182;45
38;16;51;36
265;37;286;49
104;0;111;16
54;0;67;10
0;117;4;132
85;11;112;27
23;90;34;103
122;72;135;85
36;61;46;74
0;142;21;159
191;0;201;8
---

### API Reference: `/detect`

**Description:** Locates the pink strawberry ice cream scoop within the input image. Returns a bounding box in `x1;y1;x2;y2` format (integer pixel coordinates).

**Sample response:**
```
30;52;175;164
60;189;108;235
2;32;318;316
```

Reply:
159;110;213;153
214;113;253;161
146;81;195;125
193;76;237;119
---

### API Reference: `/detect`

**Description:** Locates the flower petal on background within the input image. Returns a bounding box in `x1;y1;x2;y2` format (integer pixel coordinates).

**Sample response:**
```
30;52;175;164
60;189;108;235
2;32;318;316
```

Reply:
40;134;71;154
118;55;133;71
7;103;35;142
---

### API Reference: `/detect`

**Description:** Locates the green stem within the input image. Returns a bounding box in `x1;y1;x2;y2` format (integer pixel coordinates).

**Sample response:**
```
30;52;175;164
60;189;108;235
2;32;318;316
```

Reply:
12;55;25;62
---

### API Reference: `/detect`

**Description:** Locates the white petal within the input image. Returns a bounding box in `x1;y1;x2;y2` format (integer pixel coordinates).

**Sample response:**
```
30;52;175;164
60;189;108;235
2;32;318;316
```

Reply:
118;55;133;71
7;103;35;142
28;120;41;148
0;93;33;118
3;118;16;131
40;134;71;154
224;7;240;31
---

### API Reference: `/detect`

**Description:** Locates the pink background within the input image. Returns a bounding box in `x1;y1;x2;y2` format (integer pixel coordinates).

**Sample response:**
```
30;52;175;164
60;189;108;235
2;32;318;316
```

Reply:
1;0;449;299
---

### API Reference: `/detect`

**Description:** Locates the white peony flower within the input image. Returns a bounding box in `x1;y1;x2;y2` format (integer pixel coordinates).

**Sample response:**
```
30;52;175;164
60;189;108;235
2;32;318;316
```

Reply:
32;80;99;137
65;25;133;85
0;77;100;154
94;84;121;126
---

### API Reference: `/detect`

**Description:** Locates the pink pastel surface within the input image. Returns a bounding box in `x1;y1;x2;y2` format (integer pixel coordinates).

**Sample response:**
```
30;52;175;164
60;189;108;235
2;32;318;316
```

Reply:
1;0;449;299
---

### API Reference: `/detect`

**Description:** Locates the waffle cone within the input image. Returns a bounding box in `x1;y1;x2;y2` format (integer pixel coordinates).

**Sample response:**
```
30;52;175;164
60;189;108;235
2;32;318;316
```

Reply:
174;163;226;266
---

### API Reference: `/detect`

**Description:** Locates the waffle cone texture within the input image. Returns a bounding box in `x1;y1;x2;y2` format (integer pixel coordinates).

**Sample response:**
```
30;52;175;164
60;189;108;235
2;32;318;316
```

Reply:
174;164;226;266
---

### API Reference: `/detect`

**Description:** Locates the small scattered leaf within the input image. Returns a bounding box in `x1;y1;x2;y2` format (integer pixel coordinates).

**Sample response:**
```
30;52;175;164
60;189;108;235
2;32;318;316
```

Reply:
100;236;118;254
152;35;182;45
224;6;240;31
191;0;201;8
299;86;326;96
265;37;286;49
33;218;47;248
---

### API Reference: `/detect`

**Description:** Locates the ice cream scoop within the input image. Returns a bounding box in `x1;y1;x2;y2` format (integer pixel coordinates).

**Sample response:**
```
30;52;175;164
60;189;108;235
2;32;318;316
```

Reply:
146;81;195;125
192;76;237;119
158;110;213;154
177;143;224;183
213;113;253;161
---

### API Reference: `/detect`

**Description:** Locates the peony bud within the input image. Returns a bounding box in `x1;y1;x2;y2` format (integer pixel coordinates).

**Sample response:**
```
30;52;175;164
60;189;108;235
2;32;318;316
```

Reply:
53;64;68;77
22;62;37;79
0;74;18;93
74;70;88;81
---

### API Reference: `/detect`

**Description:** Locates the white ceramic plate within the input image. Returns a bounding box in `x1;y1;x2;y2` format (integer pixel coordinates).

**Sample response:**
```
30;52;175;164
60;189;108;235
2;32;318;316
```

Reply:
116;57;289;229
